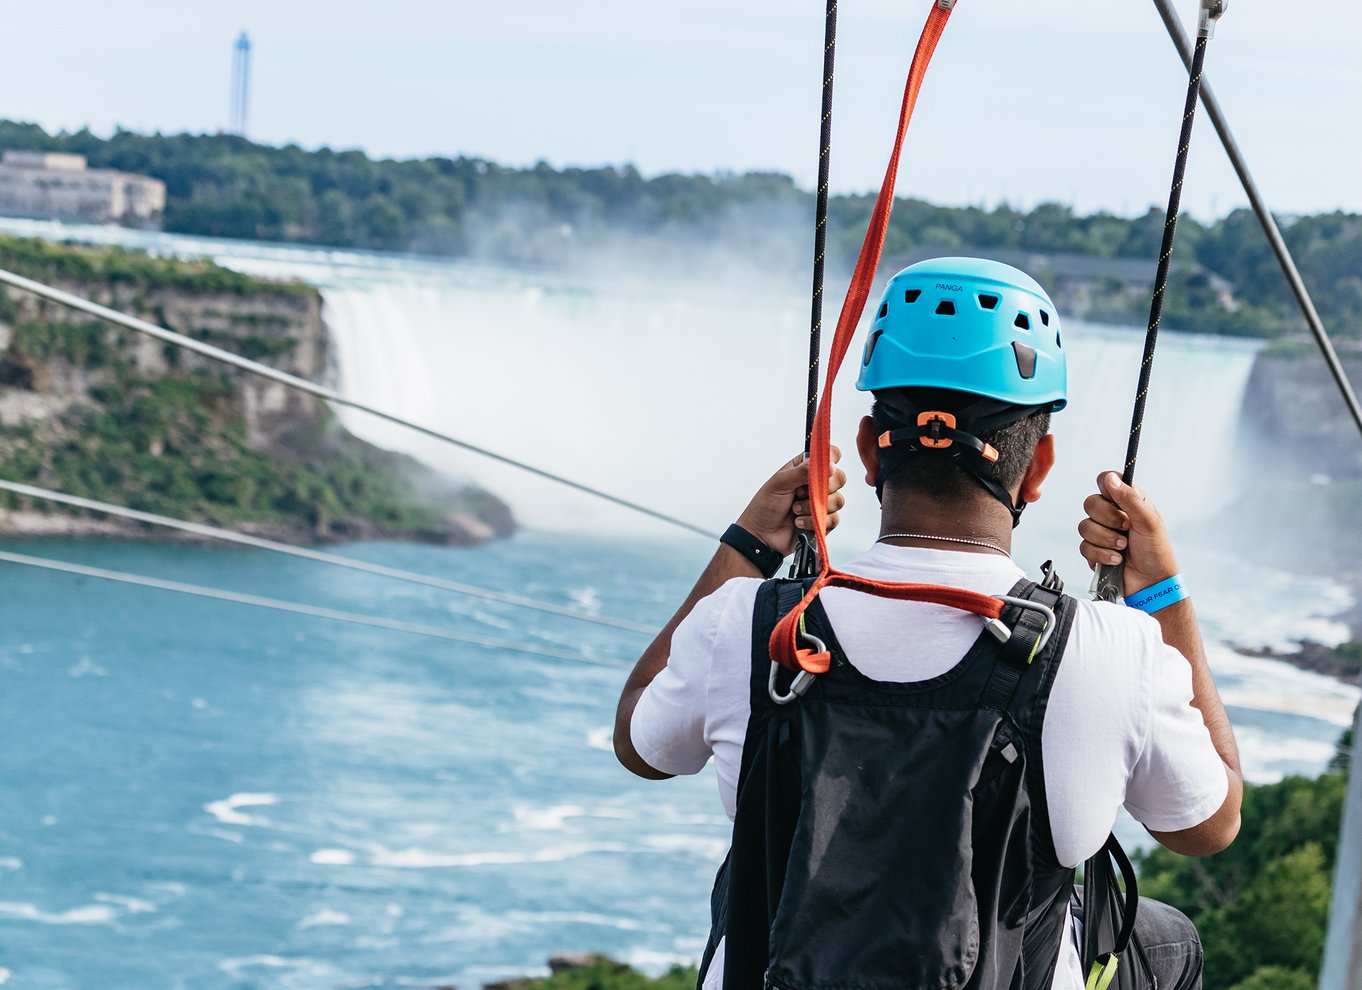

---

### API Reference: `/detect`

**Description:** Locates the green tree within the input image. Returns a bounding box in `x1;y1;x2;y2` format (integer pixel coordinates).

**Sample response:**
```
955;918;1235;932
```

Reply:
1200;843;1332;987
1228;966;1317;990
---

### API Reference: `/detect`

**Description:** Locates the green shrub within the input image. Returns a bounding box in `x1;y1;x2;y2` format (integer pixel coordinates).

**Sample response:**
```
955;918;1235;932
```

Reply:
1228;966;1317;990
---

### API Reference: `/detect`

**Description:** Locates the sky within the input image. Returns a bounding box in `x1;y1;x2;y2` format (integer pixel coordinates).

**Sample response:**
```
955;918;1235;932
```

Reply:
1;1;1359;219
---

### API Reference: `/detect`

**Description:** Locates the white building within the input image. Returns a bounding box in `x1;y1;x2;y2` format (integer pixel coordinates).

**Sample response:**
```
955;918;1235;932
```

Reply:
0;151;166;228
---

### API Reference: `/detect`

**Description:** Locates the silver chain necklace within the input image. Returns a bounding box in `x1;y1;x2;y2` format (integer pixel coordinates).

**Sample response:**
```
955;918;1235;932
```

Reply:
877;532;1010;557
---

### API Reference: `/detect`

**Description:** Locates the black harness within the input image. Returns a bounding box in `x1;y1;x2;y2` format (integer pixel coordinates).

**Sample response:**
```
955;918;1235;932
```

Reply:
701;575;1077;990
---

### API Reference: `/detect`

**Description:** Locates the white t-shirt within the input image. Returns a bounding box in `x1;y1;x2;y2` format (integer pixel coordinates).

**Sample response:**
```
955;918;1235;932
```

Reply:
631;544;1229;990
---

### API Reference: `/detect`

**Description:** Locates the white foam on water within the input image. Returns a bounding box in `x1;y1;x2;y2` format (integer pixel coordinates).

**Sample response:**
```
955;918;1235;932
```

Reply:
195;828;245;845
298;908;351;929
0;901;118;925
309;848;357;866
66;657;106;678
585;726;614;752
1233;725;1341;785
568;587;603;612
0;858;20;872
1207;643;1361;728
511;804;588;830
624;947;700;972
218;955;307;974
92;893;156;914
204;792;278;827
641;834;730;861
367;842;629;869
0;966;10;985
503;909;668;934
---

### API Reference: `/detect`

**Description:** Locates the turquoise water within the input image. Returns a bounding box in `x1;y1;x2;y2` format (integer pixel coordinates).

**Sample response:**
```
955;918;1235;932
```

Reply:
0;219;1356;987
0;532;1356;989
0;534;724;988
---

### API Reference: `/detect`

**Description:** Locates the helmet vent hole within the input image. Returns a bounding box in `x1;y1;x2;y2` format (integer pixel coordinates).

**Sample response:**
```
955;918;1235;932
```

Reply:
905;289;922;304
863;328;883;366
878;303;889;319
978;294;1000;310
1039;309;1051;327
935;300;956;316
1056;331;1063;349
1014;313;1031;331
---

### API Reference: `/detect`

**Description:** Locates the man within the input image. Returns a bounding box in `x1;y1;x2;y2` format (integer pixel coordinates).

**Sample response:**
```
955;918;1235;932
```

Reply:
615;258;1242;990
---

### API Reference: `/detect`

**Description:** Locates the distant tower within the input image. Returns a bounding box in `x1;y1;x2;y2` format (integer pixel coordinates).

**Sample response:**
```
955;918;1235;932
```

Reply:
229;31;252;136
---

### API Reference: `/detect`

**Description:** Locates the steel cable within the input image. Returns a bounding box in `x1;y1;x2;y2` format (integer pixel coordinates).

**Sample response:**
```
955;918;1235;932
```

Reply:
1151;0;1362;440
0;267;718;541
0;478;656;635
0;549;628;668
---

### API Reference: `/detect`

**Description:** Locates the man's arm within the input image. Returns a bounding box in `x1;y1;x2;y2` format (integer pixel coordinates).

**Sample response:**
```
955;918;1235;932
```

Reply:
1079;471;1243;856
613;450;847;779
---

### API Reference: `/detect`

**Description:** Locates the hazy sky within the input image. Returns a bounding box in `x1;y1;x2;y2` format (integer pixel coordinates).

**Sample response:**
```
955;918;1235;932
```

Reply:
3;1;1359;219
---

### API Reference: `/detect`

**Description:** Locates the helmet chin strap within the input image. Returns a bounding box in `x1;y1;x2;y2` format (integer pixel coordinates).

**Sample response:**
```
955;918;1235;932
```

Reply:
954;457;1027;528
875;454;1026;528
873;394;1034;528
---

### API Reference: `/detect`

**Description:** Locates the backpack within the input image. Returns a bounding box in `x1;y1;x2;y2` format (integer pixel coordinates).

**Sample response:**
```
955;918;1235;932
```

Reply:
699;574;1089;990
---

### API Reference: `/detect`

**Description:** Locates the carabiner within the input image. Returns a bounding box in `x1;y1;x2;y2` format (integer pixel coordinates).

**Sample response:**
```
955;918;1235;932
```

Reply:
768;627;827;705
983;596;1057;658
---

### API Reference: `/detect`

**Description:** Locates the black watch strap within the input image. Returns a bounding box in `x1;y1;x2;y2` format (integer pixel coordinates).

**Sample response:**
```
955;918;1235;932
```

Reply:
720;523;785;579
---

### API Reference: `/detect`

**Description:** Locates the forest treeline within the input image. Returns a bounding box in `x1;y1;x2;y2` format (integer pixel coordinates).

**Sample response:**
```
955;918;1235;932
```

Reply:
2;120;1361;338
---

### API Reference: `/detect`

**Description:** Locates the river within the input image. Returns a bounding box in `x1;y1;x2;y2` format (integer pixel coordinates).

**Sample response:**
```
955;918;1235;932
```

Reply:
0;218;1355;989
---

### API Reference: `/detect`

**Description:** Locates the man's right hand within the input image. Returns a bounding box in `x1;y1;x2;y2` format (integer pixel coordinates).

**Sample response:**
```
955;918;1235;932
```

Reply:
1078;471;1180;600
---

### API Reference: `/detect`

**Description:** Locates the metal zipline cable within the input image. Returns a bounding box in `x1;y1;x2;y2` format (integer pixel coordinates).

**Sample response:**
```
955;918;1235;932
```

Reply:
0;549;629;669
0;478;656;636
1092;0;1224;603
0;268;718;542
1151;0;1362;440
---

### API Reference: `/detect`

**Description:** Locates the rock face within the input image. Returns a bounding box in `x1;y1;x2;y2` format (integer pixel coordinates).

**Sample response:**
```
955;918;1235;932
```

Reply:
0;236;514;544
1240;342;1362;480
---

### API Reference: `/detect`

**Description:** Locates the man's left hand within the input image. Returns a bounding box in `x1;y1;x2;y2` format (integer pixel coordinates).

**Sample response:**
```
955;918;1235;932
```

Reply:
736;448;847;557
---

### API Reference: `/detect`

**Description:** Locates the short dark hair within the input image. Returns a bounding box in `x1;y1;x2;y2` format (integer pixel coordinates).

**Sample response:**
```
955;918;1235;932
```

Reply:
871;388;1051;499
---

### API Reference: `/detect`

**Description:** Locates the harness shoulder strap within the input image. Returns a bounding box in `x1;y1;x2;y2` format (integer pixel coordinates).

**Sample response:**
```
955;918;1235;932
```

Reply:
981;578;1063;711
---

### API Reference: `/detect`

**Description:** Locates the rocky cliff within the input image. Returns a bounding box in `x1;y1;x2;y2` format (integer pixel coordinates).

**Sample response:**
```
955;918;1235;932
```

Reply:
1240;341;1362;480
1211;340;1362;610
0;236;513;544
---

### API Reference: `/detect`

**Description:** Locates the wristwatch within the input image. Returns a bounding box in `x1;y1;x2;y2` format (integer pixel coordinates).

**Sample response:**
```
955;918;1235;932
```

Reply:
720;523;785;579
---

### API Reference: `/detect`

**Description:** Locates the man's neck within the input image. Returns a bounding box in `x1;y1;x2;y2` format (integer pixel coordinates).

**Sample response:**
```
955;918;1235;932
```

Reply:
877;488;1015;556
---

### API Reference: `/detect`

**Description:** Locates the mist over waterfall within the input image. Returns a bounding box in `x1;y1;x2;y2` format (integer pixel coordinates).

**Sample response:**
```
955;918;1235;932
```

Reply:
322;266;1362;726
319;265;1258;569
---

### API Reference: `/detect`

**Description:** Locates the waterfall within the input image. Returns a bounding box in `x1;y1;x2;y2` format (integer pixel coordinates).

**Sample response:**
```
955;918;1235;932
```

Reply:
317;267;1261;573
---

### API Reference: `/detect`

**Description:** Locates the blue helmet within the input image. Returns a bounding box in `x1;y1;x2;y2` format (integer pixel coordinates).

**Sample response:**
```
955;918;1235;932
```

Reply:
856;257;1067;411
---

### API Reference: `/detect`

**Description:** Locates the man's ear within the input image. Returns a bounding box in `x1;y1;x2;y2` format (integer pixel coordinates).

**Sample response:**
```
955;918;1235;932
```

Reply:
1018;433;1056;504
856;416;881;489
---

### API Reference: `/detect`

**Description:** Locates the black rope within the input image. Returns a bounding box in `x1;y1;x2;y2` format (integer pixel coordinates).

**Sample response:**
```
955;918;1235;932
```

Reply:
1152;0;1362;441
793;0;839;580
805;0;838;449
1122;34;1210;484
1094;7;1221;603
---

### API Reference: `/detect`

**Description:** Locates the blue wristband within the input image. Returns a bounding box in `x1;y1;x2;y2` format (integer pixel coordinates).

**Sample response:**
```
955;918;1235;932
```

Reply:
1125;574;1188;614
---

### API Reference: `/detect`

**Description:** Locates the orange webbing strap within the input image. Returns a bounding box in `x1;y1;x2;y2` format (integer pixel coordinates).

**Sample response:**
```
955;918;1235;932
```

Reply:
771;1;1005;674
